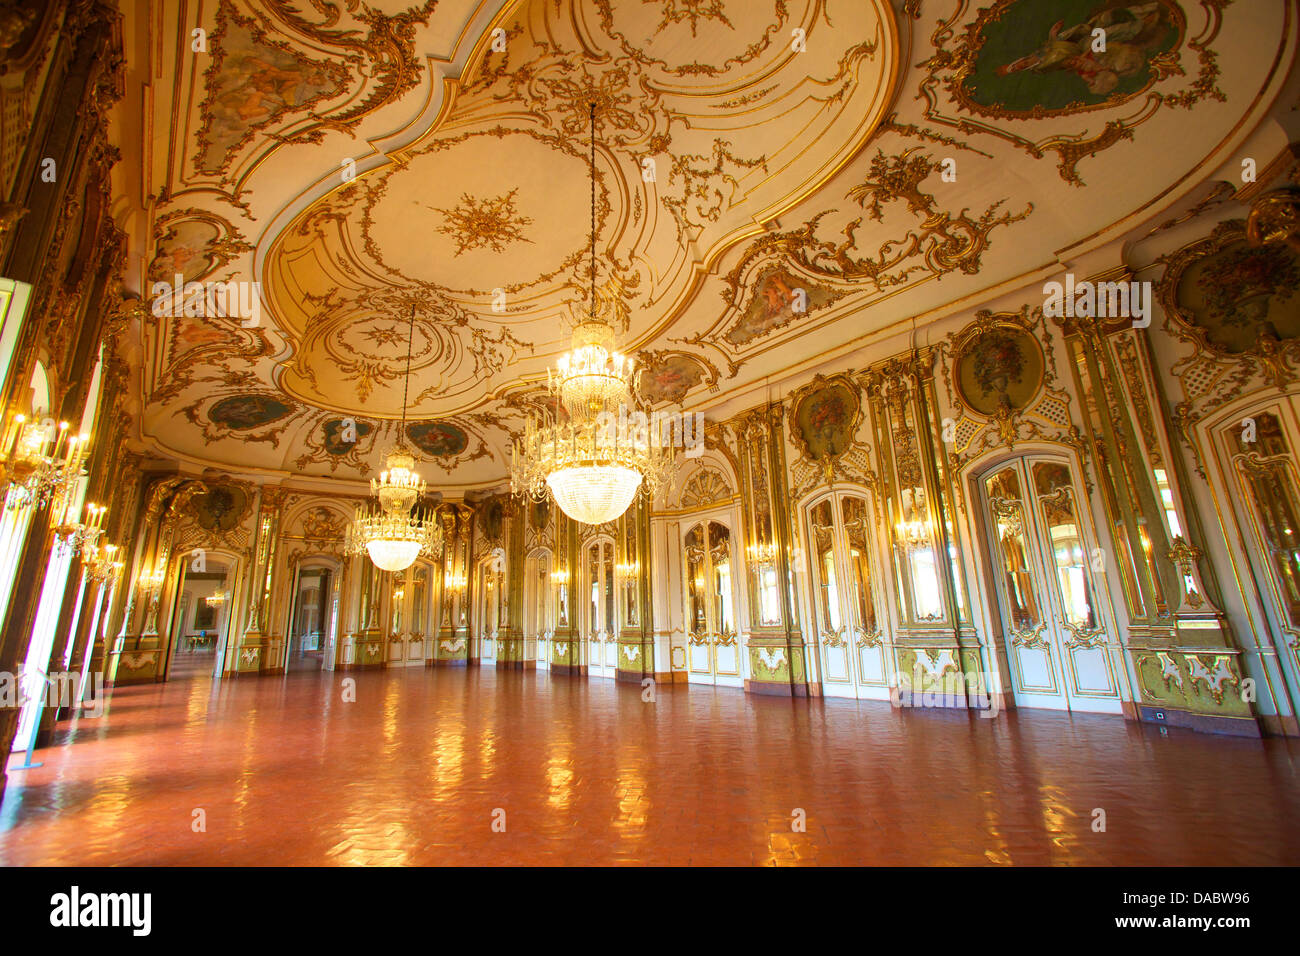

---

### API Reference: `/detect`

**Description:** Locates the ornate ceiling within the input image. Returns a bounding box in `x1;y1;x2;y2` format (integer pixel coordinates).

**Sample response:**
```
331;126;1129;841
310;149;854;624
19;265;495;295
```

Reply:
117;0;1299;492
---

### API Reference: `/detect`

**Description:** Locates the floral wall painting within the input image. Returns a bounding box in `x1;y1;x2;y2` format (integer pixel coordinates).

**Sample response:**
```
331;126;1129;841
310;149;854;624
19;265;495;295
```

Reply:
960;1;1180;115
407;421;469;458
322;417;374;456
792;380;860;463
191;485;249;533
1175;239;1300;354
195;1;350;174
208;394;296;430
955;328;1045;417
724;266;841;348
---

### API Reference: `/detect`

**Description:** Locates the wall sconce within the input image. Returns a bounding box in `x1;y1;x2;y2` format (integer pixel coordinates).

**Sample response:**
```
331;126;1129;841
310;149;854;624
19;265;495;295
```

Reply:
746;542;777;566
204;589;228;608
615;561;639;577
138;566;166;595
53;501;106;556
84;542;123;583
550;569;569;585
3;416;89;514
444;571;467;592
895;520;931;547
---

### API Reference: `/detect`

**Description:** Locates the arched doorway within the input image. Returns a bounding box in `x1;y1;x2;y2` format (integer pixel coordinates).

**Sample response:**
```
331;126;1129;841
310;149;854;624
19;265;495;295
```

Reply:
475;549;504;666
803;489;891;699
682;520;741;686
976;454;1123;713
1216;405;1300;711
166;554;235;681
286;558;341;672
524;547;554;670
583;537;617;678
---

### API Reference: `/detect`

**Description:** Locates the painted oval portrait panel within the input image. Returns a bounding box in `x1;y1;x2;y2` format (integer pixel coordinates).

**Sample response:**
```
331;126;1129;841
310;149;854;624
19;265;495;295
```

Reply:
793;381;860;461
1174;239;1300;354
955;328;1045;416
407;421;469;458
208;394;295;430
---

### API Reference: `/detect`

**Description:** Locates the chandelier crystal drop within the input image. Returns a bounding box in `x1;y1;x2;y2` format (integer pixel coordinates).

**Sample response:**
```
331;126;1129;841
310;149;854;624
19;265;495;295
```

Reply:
346;304;444;573
511;102;675;526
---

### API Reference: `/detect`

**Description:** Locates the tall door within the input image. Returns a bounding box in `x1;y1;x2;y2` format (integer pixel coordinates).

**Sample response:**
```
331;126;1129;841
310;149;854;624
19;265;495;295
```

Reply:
806;493;890;699
584;540;617;677
683;521;742;686
981;457;1122;713
1224;409;1300;681
526;550;553;670
477;560;499;665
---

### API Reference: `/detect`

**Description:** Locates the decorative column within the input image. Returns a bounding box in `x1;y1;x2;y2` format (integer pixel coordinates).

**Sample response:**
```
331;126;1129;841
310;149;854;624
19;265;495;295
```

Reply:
1062;305;1257;734
432;505;471;665
106;478;180;686
498;500;526;669
737;405;809;695
551;512;582;676
234;488;283;676
864;354;977;709
615;497;655;683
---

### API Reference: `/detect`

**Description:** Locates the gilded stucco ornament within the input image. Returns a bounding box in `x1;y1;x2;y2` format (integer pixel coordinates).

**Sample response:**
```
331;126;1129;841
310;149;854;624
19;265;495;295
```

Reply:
684;146;1030;372
939;307;1081;466
1158;215;1300;426
786;373;866;493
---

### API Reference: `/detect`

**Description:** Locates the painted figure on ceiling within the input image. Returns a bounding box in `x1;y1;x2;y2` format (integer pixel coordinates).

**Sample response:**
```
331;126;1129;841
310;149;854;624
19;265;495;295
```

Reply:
996;3;1167;96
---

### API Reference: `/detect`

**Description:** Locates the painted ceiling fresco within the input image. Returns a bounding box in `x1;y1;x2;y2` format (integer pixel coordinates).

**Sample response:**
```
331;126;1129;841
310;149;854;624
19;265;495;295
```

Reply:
126;0;1297;492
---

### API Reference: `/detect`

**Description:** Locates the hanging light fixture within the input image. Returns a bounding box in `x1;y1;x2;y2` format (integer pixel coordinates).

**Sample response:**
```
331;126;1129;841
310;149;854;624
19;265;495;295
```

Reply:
511;102;673;525
345;304;444;573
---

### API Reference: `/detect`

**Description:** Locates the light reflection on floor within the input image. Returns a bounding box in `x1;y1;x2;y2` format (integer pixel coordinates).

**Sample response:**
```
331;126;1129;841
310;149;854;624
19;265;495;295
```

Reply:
1;666;1297;865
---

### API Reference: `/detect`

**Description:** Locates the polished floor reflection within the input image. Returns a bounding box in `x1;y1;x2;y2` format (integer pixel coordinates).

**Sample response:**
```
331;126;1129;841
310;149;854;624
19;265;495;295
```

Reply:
2;667;1298;865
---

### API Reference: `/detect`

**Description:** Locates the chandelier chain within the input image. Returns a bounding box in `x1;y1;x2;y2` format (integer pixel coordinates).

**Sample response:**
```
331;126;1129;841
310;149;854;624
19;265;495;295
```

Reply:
589;100;596;318
400;302;415;435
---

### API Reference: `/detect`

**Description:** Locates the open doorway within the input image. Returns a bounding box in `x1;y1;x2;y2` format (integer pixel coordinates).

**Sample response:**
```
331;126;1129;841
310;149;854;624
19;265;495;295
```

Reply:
286;562;337;672
168;558;233;681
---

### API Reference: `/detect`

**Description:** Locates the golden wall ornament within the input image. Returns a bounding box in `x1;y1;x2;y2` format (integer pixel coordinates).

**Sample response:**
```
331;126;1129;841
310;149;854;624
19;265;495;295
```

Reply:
787;372;862;481
1158;217;1300;426
939;306;1082;466
1246;189;1300;254
680;467;733;509
681;145;1030;373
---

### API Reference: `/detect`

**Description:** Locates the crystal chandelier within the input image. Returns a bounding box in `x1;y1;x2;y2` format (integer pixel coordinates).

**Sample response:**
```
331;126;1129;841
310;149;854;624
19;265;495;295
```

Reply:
345;304;444;573
2;417;89;514
83;541;123;584
511;103;674;525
